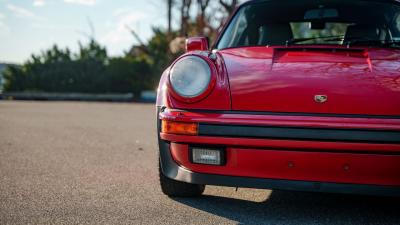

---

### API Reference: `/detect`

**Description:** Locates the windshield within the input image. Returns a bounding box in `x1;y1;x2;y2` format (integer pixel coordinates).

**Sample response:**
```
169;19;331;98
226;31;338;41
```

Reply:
216;0;400;49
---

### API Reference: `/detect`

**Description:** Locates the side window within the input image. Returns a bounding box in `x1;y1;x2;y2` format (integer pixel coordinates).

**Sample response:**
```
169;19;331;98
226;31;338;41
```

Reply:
235;12;249;46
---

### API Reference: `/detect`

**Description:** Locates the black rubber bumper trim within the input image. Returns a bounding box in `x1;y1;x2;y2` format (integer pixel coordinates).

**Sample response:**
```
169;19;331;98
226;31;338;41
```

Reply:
158;140;400;197
198;124;400;144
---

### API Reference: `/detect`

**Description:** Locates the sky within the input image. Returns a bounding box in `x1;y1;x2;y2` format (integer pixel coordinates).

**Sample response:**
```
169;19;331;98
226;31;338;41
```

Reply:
0;0;172;63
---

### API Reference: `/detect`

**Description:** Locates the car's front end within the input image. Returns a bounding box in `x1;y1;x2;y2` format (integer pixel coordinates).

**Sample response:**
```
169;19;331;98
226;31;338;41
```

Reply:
157;0;400;197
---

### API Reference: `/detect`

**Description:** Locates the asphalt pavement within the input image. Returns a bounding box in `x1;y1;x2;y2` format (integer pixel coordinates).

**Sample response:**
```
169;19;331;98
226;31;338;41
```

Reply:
0;101;399;225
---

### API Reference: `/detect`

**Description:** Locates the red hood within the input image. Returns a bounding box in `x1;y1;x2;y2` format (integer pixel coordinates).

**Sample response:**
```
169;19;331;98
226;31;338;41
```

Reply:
219;46;400;116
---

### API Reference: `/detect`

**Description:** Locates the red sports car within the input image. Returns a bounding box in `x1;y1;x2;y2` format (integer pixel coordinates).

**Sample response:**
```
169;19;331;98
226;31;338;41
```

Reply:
157;0;400;197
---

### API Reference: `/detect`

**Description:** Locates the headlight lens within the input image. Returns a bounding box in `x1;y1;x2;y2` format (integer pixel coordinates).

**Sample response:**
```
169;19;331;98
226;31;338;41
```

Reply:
169;56;211;98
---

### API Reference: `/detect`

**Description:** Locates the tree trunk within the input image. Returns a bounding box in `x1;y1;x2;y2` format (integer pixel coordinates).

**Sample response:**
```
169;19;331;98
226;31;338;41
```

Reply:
196;0;210;35
218;0;238;15
167;0;173;34
180;0;192;36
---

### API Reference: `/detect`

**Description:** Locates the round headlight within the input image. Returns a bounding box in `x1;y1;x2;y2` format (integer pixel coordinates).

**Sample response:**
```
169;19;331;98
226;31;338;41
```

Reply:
169;56;212;98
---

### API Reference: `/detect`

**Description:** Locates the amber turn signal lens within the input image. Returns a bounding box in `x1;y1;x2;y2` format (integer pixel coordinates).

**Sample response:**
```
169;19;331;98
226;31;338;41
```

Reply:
161;120;198;135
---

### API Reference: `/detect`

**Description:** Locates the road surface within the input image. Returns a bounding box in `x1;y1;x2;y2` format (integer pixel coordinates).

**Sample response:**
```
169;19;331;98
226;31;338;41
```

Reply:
0;101;398;225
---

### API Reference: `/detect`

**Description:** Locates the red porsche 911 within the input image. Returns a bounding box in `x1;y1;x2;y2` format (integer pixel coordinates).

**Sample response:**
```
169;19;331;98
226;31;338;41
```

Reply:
156;0;400;197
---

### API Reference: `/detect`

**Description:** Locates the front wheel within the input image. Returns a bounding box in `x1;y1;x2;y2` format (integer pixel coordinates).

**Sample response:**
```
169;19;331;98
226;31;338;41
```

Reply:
159;161;205;197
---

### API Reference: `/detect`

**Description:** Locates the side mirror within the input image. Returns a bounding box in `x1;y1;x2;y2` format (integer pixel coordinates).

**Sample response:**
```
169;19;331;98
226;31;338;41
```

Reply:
186;37;209;52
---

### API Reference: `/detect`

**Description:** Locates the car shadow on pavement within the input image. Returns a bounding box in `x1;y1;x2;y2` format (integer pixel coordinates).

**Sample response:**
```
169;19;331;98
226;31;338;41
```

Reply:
174;190;400;225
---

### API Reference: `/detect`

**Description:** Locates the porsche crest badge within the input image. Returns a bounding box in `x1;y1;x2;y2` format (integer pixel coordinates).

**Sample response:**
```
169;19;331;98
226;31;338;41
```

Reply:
314;95;328;103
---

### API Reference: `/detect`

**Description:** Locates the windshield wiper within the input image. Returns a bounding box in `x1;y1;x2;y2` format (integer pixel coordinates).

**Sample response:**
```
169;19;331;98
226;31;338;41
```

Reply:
286;35;344;45
344;38;400;49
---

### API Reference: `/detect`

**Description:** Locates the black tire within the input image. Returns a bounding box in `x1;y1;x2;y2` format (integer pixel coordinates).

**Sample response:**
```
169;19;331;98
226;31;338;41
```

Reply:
159;161;205;197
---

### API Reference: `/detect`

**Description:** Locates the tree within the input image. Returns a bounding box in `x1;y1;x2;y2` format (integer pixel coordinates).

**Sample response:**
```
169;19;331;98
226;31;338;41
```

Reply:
219;0;238;15
106;56;151;99
180;0;192;36
3;1;247;97
167;0;174;34
196;0;211;35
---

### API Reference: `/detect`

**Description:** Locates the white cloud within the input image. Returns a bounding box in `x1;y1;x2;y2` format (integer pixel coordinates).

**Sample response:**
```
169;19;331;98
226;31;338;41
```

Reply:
64;0;96;6
7;4;43;20
0;21;10;36
0;20;7;29
112;8;132;17
33;0;45;7
0;13;10;36
100;11;149;55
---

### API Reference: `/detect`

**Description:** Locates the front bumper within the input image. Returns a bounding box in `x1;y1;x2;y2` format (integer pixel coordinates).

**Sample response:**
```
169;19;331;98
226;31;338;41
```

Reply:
158;108;400;196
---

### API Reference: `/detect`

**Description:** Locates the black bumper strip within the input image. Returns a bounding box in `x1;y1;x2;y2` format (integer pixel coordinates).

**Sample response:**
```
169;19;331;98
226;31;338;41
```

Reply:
198;124;400;144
